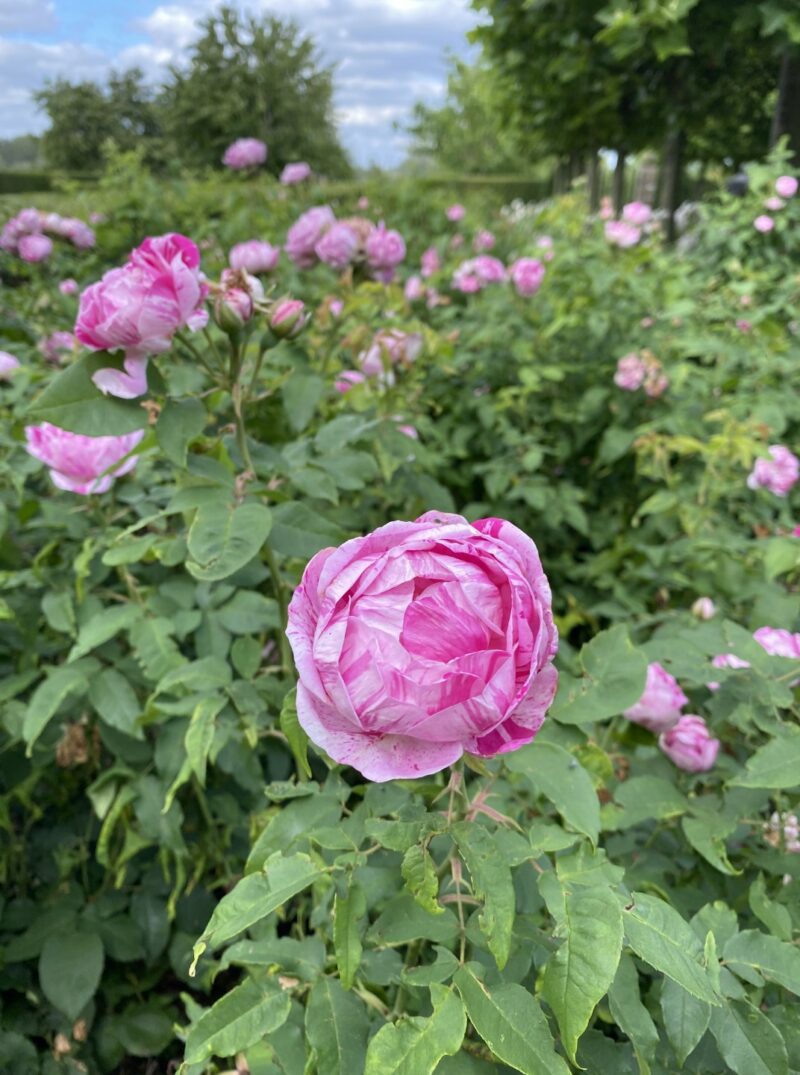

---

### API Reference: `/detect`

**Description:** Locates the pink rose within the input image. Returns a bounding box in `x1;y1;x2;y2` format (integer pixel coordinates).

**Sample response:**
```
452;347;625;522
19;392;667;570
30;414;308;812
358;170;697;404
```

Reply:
473;230;495;252
0;351;20;379
747;445;799;497
229;240;280;274
269;298;308;339
366;223;406;278
280;161;311;185
59;278;79;296
754;215;775;233
397;423;418;439
40;331;76;364
222;138;267;170
614;353;647;391
404;275;425;301
775;175;798;198
25;423;144;495
421;247;440;278
328;298;344;318
509;257;545;297
358;329;422;377
19;234;53;262
659;715;719;772
708;651;750;691
285;206;336;268
334;370;366;394
446;204;465;222
753;626;800;660
605;220;641;248
623;201;652;226
623;661;687;733
286;511;558;780
215;268;264;328
316;222;359;270
452;256;506;293
76;232;208;398
764;197;784;211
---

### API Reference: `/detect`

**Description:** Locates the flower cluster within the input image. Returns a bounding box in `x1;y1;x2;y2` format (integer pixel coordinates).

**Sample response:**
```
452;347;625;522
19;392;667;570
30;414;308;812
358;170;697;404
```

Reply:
452;255;506;293
613;350;668;396
1;208;95;260
623;662;719;772
222;138;268;170
285;207;406;281
747;445;799;497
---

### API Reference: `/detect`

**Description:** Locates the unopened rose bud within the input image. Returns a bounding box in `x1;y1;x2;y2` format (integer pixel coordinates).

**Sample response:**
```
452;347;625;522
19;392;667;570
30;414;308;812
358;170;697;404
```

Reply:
269;298;308;339
692;597;716;619
658;715;720;772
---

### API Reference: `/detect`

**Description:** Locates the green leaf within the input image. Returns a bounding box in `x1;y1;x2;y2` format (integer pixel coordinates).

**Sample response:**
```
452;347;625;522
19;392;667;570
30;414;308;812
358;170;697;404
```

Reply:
607;953;659;1072
217;591;280;634
730;731;800;789
108;1007;175;1058
154;655;231;697
186;695;226;785
282;372;325;432
402;844;442;916
334;879;366;990
268;501;346;560
130;617;186;682
89;667;143;739
402;946;459;987
279;687;312;780
452;822;514;969
186;501;272;581
709;1000;788;1075
542;883;623;1062
184;978;291;1065
68;603;141;661
38;929;104;1020
155;397;206;466
682;814;740;876
367;894;459;947
28;352;149;435
364;985;465;1075
454;964;570;1075
723;929;800;994
191;854;322;970
622;893;720;1004
549;625;648;724
23;662;94;753
603;775;687;830
507;741;599;843
42;591;75;635
749;874;792;942
660;977;710;1065
305;978;370;1075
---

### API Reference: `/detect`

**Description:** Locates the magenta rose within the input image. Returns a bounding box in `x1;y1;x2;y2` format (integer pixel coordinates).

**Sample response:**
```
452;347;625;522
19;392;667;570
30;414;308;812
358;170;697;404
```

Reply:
623;661;687;733
509;257;545;297
659;715;719;772
285;206;336;268
25;423;145;495
286;511;558;781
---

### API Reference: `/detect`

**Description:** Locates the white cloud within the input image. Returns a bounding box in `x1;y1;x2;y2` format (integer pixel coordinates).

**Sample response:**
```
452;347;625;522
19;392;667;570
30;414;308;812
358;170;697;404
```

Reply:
0;0;56;33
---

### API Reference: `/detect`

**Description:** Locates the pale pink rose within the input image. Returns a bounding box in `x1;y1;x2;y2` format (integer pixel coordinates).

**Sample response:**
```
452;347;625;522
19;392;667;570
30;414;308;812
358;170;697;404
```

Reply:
59;278;79;296
25;423;144;495
19;234;53;262
328;298;344;318
452;256;506;293
222;138;267;170
40;331;76;364
605;220;641;248
285;206;336;268
421;247;440;278
775;175;798;198
269;298;308;339
397;423;418;439
614;353;647;391
623;201;651;226
446;204;465;222
754;214;775;233
736;319;752;333
708;652;750;691
357;196;369;210
358;329;422;377
623;662;687;733
747;445;799;497
473;229;495;251
740;294;752;307
316;222;359;270
691;597;716;620
59;218;95;248
0;351;20;378
335;370;366;394
753;626;800;660
366;223;406;278
537;235;553;249
659;715;719;772
509;257;545;297
404;274;425;301
286;511;559;780
280;161;311;185
599;197;613;220
764;197;785;211
229;240;280;274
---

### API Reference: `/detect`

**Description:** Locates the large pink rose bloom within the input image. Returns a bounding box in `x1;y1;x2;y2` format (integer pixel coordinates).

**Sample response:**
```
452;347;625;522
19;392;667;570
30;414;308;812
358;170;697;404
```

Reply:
281;161;311;185
316;222;359;270
285;206;336;268
623;201;651;226
76;233;208;398
287;512;558;781
25;423;145;495
509;257;545;297
366;223;406;282
659;715;719;773
747;445;799;497
775;175;798;198
229;240;280;274
605;220;641;248
623;661;687;733
222;138;267;170
19;234;53;263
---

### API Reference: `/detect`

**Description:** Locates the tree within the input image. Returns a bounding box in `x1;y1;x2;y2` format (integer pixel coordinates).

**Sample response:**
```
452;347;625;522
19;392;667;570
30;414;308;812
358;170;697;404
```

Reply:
159;7;350;176
34;69;161;172
0;135;42;169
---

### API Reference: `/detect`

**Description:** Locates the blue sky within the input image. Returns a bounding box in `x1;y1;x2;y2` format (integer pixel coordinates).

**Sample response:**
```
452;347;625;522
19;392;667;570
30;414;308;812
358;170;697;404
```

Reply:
0;0;479;166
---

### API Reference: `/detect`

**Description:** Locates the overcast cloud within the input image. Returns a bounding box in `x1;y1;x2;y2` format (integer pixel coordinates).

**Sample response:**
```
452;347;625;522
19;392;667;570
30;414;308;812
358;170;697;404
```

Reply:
0;0;478;166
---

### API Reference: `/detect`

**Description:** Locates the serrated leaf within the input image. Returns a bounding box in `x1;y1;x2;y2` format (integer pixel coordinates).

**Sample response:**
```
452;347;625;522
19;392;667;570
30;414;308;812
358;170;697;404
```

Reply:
305;978;369;1075
455;964;570;1075
723;929;800;994
23;662;94;753
184;978;291;1065
364;985;465;1075
608;952;659;1072
730;731;800;789
507;740;600;843
186;695;226;785
749;874;792;942
68;604;141;661
549;625;648;724
401;844;441;915
709;1000;788;1075
280;687;312;779
186;501;271;581
682;814;740;876
334;879;366;990
89;667;143;739
660;977;710;1065
452;822;514;969
130;617;185;682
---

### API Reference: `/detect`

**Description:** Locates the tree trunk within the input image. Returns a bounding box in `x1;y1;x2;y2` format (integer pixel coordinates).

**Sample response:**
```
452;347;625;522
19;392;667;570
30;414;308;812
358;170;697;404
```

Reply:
770;48;800;163
613;150;626;216
661;128;684;243
588;150;601;212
